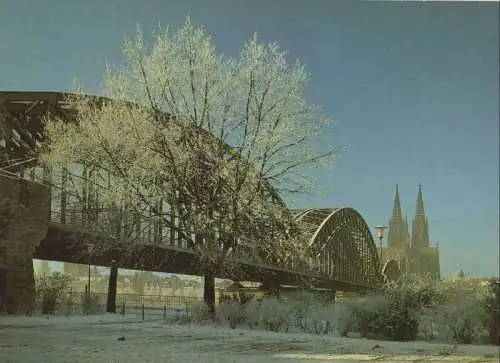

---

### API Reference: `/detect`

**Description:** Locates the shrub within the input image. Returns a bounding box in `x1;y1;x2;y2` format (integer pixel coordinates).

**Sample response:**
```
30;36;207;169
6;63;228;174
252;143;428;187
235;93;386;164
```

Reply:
485;279;500;345
349;294;406;340
305;304;336;335
286;291;318;332
446;299;484;344
332;301;355;337
342;275;441;341
240;297;291;332
35;272;72;314
286;291;336;335
189;301;211;323
216;300;242;329
243;299;261;329
259;297;291;333
80;292;105;314
166;277;499;346
419;278;495;344
215;291;258;329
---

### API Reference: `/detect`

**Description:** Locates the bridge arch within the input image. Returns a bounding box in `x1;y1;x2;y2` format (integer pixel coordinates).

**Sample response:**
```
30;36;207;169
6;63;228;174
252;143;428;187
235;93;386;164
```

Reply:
0;91;291;254
2;91;383;291
382;259;402;283
295;208;381;287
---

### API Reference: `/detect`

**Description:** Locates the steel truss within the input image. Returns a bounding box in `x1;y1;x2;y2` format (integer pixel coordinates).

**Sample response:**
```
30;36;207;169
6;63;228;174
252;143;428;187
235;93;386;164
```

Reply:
296;208;382;286
1;91;382;288
0;91;289;260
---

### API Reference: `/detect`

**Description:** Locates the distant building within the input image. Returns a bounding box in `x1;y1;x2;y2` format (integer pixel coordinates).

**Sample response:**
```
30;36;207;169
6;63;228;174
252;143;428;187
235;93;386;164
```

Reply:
381;184;441;279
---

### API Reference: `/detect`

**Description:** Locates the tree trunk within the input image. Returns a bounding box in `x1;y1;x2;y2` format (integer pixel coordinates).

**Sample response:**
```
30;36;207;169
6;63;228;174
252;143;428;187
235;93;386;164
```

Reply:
203;269;216;318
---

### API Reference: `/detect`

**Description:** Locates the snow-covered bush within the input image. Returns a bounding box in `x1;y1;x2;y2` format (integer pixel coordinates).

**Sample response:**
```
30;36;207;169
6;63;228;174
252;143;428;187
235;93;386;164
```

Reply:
286;291;318;332
257;297;292;332
284;291;337;335
216;301;242;329
304;304;337;335
341;275;442;341
349;294;405;340
340;275;497;345
166;276;499;345
418;277;495;344
215;292;258;328
79;292;105;314
35;272;72;314
485;280;500;345
419;296;489;344
331;301;355;337
243;299;261;329
188;301;211;323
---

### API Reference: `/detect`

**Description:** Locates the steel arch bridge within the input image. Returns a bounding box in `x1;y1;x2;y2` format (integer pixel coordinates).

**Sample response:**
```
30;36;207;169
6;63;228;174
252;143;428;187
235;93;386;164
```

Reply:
1;91;383;291
293;208;381;288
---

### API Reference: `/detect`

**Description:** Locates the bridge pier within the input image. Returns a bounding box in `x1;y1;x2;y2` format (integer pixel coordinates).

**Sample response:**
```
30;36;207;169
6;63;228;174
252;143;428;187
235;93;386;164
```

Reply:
0;175;50;315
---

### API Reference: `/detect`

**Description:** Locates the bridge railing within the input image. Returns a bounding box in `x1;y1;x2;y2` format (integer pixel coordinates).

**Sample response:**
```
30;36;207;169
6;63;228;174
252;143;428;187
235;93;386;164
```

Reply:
20;166;182;247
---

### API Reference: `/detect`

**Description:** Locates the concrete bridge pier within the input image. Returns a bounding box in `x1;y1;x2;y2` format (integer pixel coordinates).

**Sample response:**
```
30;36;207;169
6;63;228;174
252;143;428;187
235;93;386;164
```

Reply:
0;175;50;315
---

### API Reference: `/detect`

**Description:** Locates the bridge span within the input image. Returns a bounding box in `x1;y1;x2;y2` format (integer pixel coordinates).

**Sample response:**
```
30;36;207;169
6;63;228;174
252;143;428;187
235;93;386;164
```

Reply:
0;91;385;314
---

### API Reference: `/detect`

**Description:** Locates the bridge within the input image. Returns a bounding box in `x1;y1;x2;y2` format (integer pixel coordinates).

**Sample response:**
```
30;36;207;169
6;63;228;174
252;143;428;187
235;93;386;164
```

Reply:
0;91;395;314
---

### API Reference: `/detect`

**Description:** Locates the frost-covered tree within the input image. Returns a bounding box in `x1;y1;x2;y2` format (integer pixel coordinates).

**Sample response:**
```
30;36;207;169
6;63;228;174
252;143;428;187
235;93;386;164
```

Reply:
40;17;341;313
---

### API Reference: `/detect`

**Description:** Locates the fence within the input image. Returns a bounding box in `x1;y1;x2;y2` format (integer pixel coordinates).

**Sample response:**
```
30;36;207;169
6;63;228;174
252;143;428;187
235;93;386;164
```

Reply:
34;290;203;320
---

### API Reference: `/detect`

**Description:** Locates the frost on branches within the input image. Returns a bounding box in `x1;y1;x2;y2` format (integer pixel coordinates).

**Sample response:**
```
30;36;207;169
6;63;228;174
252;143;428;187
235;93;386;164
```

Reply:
40;18;341;286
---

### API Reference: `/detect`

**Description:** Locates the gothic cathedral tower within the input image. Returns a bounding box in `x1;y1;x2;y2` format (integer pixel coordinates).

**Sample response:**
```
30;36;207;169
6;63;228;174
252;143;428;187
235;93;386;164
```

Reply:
387;184;410;249
409;184;440;279
383;185;411;274
383;184;441;279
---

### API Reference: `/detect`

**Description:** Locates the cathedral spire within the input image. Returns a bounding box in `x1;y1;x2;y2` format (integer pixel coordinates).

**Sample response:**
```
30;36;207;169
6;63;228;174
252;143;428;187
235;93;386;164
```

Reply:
391;184;403;220
387;184;409;248
415;183;425;217
411;184;430;248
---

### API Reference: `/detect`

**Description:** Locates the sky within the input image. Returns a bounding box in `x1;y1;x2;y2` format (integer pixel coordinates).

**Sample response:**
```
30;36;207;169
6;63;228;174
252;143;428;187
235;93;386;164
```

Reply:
1;0;498;278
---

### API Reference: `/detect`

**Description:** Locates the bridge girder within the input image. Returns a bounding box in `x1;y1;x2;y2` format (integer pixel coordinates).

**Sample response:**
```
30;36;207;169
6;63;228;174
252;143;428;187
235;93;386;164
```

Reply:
295;207;382;287
1;91;382;291
0;92;87;171
0;91;292;264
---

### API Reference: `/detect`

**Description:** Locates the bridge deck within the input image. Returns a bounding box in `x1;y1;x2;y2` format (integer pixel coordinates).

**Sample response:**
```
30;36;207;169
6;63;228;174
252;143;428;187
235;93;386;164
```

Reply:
2;154;380;292
36;221;376;292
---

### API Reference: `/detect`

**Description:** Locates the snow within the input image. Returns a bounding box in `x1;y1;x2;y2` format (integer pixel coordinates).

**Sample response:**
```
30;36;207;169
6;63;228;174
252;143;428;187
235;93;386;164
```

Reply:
1;314;498;362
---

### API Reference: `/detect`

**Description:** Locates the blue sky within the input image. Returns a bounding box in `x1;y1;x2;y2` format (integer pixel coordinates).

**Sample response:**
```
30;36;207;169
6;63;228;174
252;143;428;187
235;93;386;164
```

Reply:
1;0;498;277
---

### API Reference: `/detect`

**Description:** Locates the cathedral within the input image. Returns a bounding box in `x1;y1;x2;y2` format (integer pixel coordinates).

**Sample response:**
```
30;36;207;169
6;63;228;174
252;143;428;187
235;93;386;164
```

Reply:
381;184;441;280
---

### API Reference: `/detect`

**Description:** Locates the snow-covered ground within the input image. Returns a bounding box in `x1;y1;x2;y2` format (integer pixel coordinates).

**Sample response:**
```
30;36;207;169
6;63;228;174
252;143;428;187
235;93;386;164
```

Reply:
1;314;498;363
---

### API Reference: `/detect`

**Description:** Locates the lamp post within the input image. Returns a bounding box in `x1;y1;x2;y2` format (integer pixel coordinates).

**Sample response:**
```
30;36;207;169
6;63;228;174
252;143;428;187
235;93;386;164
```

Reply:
374;225;387;267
